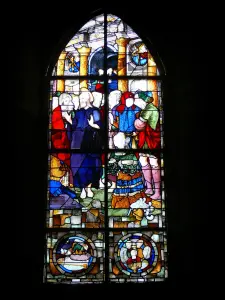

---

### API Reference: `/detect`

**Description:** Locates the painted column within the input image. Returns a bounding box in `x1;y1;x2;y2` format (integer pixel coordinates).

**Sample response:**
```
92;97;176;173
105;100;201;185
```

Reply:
116;37;130;92
77;46;92;89
56;52;67;92
147;52;158;107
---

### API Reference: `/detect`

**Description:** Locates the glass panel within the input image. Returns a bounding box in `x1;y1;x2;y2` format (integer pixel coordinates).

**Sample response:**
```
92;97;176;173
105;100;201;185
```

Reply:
109;231;167;282
47;153;105;228
107;152;164;228
49;80;105;150
47;14;167;284
108;80;162;149
52;14;105;77
45;231;105;283
107;14;159;76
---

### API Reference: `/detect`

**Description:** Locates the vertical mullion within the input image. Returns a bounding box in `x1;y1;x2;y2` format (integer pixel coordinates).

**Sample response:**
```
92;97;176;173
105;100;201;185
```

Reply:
103;11;109;283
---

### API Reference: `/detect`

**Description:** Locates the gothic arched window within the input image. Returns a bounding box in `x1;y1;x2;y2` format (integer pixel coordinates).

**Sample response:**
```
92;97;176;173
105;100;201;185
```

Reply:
44;12;168;284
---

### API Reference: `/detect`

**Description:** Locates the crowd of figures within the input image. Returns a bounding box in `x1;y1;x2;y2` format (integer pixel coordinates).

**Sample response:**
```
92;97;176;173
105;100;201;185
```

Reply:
49;85;162;227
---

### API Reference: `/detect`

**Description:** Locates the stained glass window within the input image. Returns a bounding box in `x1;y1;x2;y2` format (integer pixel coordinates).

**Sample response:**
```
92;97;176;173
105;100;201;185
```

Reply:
44;12;168;284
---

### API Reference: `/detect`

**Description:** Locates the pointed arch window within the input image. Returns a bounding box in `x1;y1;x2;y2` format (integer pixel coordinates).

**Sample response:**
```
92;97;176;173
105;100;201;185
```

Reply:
44;12;168;284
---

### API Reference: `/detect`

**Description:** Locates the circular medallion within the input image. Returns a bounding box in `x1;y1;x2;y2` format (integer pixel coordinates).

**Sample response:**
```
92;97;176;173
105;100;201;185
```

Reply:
130;42;148;67
115;233;158;275
53;233;96;277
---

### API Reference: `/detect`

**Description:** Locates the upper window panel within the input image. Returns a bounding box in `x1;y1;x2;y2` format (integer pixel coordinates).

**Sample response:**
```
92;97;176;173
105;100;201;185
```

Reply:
52;14;105;77
107;14;159;76
52;14;160;78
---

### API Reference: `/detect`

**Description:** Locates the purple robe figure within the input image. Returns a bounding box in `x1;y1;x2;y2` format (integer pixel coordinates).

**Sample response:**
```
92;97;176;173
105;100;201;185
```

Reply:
69;106;103;190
